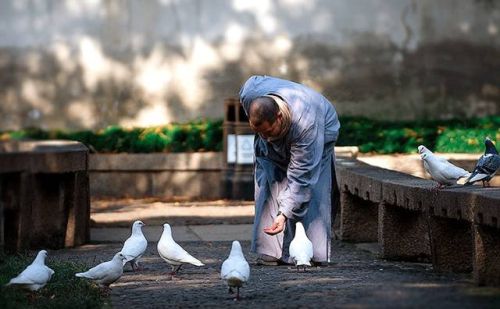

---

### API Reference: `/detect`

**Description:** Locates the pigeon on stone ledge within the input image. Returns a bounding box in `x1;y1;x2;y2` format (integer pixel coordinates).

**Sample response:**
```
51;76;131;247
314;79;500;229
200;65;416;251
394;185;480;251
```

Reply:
465;137;500;187
418;145;470;188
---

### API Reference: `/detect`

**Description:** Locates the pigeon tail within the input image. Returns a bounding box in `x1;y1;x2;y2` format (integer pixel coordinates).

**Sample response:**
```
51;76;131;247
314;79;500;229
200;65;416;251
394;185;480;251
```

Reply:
187;257;204;267
75;272;90;278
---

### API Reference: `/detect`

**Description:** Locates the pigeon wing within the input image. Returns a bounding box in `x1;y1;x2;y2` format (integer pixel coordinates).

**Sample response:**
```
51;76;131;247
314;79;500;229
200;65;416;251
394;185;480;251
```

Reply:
77;260;115;280
121;235;147;263
221;256;250;282
468;154;500;183
9;264;53;285
158;240;204;266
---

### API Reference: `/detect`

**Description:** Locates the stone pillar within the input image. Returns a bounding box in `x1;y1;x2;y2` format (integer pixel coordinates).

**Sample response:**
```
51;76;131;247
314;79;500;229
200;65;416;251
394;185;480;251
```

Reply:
473;224;500;286
64;171;91;247
378;202;431;261
340;190;378;242
428;216;473;273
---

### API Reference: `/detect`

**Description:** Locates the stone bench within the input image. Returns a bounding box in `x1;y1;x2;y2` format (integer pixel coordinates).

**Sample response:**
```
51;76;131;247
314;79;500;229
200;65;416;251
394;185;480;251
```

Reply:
336;157;500;286
0;140;90;252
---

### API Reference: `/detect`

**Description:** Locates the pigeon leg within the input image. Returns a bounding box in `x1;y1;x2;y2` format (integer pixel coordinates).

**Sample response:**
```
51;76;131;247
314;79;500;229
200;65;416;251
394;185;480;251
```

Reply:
234;287;241;301
170;264;182;275
133;260;144;271
131;261;137;272
228;287;234;294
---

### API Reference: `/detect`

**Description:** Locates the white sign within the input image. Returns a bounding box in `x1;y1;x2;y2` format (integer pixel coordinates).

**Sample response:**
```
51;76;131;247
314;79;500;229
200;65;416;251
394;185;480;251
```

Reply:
236;135;254;164
227;134;236;163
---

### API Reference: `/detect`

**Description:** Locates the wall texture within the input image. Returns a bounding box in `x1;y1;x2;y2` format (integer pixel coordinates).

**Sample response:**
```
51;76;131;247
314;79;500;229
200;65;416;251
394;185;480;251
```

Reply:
0;0;499;130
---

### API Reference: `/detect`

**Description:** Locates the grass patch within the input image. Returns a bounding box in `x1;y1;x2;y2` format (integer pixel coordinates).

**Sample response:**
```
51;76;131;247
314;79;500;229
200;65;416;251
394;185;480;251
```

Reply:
0;252;110;308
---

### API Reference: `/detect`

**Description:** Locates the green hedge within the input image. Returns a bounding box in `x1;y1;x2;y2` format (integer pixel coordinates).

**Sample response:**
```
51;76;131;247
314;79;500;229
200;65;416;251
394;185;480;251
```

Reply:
0;119;223;154
1;117;498;154
336;116;499;154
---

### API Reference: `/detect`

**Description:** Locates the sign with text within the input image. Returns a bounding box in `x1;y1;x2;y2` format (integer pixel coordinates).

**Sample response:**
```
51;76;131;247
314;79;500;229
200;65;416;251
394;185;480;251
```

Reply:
236;135;254;164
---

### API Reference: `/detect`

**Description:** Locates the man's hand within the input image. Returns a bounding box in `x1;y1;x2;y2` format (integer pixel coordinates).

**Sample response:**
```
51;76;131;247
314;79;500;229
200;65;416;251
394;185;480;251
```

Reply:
263;214;287;235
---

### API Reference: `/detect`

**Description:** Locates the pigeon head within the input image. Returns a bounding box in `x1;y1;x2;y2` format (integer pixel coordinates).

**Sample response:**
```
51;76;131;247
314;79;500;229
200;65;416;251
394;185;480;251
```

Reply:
230;240;243;257
485;137;499;155
132;220;145;233
133;220;145;227
420;152;428;160
35;250;48;263
163;223;172;235
295;221;306;236
115;252;127;262
418;145;429;155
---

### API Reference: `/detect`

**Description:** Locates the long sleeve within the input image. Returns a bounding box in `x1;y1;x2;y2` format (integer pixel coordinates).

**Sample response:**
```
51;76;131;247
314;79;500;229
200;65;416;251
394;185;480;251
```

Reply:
276;111;325;219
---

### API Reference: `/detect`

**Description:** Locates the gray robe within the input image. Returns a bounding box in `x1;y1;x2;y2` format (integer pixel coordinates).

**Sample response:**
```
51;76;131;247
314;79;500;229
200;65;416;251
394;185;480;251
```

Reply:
239;75;340;263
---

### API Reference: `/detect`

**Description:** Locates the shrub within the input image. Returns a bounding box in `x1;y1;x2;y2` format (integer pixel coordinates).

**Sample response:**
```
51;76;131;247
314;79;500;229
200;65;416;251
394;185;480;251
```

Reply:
1;117;498;154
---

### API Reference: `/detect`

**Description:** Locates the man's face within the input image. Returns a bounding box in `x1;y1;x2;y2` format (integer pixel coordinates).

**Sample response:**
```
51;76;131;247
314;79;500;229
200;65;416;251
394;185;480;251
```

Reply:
249;113;283;142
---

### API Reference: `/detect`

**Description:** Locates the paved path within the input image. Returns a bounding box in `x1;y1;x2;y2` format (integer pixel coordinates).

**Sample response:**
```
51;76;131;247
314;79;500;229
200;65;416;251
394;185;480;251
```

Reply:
49;199;500;308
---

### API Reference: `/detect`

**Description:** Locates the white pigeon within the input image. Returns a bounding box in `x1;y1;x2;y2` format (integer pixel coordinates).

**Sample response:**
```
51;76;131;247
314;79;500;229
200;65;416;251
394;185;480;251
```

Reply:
121;220;148;271
221;240;250;300
6;250;54;291
157;223;204;275
418;145;470;187
465;137;500;187
75;252;126;288
289;222;314;271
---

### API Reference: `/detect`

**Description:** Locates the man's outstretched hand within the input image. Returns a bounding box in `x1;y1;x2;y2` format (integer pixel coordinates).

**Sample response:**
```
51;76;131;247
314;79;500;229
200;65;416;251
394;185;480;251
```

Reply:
263;213;287;235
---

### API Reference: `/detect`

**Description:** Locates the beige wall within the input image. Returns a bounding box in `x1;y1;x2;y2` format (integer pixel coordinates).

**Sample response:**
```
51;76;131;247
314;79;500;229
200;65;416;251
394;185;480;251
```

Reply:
0;0;499;130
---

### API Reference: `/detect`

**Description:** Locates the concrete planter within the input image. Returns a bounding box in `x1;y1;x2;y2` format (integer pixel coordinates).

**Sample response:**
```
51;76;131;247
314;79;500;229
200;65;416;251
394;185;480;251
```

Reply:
89;152;225;199
89;147;360;199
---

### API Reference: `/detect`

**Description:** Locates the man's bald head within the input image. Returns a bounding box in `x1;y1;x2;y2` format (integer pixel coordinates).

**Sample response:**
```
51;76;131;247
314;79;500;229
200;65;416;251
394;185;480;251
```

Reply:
248;96;279;127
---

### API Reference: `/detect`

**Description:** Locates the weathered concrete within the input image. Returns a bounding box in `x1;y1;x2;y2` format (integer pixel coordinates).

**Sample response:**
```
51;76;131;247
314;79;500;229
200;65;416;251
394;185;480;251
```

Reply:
0;140;90;252
1;1;499;130
336;157;500;286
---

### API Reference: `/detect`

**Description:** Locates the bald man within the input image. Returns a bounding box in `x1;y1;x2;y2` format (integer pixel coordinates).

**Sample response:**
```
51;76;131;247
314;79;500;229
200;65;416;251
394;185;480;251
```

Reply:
239;75;341;265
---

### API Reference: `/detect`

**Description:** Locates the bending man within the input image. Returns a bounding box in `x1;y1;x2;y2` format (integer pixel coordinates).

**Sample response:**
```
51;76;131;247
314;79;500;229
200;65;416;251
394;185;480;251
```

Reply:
239;75;341;265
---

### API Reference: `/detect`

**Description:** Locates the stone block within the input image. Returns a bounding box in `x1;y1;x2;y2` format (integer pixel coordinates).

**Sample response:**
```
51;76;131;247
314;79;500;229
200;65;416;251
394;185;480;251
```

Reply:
473;224;500;286
429;217;473;273
0;140;90;252
378;202;431;262
339;191;378;242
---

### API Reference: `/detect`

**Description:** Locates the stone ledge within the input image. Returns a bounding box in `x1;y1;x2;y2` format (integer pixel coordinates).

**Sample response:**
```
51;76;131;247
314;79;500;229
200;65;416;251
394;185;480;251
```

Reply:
0;140;88;173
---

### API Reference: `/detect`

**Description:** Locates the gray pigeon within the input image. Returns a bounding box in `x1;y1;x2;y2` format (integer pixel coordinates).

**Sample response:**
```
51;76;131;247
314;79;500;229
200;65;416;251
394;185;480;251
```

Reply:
75;252;126;288
6;250;54;291
418;145;470;187
157;223;204;275
121;220;147;271
221;240;250;300
465;137;500;187
289;222;314;271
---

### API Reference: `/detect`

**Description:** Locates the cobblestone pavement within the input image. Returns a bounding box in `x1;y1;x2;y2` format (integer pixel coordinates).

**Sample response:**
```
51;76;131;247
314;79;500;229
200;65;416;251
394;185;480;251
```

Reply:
51;240;500;309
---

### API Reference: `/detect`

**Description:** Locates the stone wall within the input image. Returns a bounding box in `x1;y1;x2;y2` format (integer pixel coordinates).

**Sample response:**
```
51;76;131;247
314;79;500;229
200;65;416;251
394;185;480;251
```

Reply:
0;0;499;130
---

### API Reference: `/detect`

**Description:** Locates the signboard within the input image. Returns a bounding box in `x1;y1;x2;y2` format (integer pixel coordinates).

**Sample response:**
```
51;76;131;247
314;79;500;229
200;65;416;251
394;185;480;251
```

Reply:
236;135;254;164
226;134;236;163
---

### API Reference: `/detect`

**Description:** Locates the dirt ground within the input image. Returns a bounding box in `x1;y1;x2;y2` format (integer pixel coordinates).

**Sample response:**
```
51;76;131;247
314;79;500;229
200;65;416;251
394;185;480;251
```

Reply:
51;240;500;309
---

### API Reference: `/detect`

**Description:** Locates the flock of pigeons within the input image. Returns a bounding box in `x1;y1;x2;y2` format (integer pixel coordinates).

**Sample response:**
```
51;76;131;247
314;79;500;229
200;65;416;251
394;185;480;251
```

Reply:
5;220;315;301
418;137;500;188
